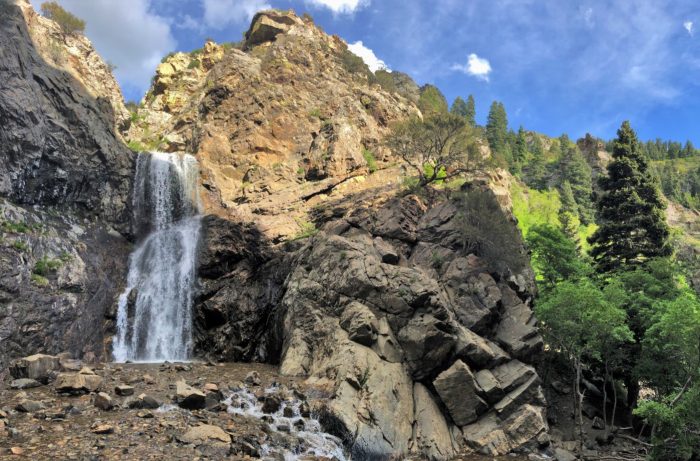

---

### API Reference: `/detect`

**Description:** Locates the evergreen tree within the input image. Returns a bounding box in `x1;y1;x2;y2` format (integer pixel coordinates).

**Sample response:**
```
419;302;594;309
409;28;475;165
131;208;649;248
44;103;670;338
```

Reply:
559;181;580;240
559;142;595;224
511;126;528;175
450;97;469;119
486;101;508;160
589;121;671;272
526;136;548;190
465;94;476;127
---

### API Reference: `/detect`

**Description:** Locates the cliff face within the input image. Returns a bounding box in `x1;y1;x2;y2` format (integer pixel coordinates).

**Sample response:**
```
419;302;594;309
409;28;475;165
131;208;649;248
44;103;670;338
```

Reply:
128;10;419;242
0;0;133;225
0;0;133;370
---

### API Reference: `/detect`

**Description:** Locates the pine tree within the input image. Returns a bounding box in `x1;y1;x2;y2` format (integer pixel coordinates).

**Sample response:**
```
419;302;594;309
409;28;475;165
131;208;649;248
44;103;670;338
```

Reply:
559;141;595;224
588;121;671;272
526;136;548;190
465;94;476;127
559;181;580;240
511;126;528;175
486;101;508;160
450;97;468;118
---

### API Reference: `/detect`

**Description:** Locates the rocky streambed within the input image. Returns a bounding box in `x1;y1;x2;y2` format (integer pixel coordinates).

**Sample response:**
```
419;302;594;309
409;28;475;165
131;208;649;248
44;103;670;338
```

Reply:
0;355;530;461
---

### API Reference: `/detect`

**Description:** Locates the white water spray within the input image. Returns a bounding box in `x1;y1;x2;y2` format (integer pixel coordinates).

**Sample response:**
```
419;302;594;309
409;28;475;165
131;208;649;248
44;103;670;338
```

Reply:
113;152;201;362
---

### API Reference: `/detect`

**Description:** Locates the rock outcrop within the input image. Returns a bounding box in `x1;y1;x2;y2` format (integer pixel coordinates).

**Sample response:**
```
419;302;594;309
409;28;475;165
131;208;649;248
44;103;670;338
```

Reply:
127;9;419;243
0;1;133;370
195;192;546;458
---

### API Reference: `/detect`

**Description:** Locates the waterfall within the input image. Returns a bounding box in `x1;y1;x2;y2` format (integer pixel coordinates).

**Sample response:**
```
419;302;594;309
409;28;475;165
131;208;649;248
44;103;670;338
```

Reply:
113;152;201;362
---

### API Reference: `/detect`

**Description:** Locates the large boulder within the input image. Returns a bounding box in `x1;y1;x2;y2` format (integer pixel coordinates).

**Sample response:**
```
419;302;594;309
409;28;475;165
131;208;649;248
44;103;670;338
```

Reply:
245;11;301;47
54;372;103;394
339;302;378;346
433;360;488;426
176;381;206;409
9;354;60;382
178;424;231;447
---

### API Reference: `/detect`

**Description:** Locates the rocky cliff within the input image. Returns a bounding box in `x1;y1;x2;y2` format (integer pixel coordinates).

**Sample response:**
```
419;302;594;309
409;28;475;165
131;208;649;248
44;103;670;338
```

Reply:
0;0;133;371
0;5;550;459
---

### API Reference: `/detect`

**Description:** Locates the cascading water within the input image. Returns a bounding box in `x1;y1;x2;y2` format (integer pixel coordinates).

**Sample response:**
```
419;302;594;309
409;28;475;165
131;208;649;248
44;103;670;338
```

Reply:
113;152;201;362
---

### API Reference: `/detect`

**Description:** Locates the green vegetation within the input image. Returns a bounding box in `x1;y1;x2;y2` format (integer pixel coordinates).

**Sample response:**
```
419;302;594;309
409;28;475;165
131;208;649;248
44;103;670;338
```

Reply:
361;148;377;174
33;256;63;276
41;1;85;35
12;240;28;252
385;113;481;186
1;219;30;234
292;219;318;240
486;101;509;164
417;85;448;117
589;121;671;272
339;47;370;76
31;273;49;287
187;59;201;69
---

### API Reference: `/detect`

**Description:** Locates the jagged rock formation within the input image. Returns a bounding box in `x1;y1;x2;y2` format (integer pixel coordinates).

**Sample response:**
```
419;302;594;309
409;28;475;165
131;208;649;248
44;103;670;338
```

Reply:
0;0;133;371
128;10;418;242
196;191;546;458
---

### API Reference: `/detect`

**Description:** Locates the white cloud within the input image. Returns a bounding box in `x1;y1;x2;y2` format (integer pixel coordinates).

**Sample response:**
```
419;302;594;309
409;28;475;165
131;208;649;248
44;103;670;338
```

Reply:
305;0;369;14
583;7;594;27
202;0;270;29
684;20;694;36
31;0;176;99
348;41;389;72
451;53;492;81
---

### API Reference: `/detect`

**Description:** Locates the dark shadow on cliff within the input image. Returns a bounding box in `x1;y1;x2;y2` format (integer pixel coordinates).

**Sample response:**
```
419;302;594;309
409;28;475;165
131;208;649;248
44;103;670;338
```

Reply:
0;1;135;231
194;214;291;363
0;1;134;369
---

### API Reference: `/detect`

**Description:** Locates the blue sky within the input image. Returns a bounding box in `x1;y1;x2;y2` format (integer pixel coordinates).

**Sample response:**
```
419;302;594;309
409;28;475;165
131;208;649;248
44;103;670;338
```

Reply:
32;0;700;144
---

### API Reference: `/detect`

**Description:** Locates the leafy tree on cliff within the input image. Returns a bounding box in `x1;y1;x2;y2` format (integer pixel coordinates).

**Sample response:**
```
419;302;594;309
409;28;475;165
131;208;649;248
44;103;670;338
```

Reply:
41;2;85;35
418;85;448;117
588;121;671;272
386;113;480;186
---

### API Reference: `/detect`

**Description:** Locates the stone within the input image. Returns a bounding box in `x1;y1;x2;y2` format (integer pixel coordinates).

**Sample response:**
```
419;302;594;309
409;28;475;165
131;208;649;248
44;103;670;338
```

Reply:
493;376;543;417
136;410;154;418
54;372;103;394
373;237;399;264
262;396;281;414
244;371;261;386
554;447;577;461
433;360;488;426
495;286;542;359
245;11;300;47
9;354;60;382
59;358;82;372
203;383;219;392
126;394;160;410
15;400;45;413
462;405;547;456
178;424;231;447
176;381;206;410
491;360;537;394
94;392;113;411
143;374;156;384
411;383;455;459
551;380;571;395
114;385;134;396
474;369;503;404
91;424;114;435
78;366;96;375
339;302;378;346
592;416;605;430
10;447;24;456
10;378;42;390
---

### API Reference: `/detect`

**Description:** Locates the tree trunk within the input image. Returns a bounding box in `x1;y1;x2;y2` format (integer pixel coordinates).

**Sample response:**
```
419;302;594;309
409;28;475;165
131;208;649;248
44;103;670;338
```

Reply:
576;356;585;454
612;375;618;437
603;358;609;437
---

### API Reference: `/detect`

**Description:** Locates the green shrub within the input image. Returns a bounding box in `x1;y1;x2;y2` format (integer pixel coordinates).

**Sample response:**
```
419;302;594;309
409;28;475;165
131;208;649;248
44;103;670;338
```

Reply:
31;274;49;287
292;219;318;241
2;220;30;234
308;108;322;119
127;140;146;152
339;48;370;76
188;59;201;69
12;240;28;252
362;148;377;174
33;257;62;276
41;2;85;35
373;69;397;93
